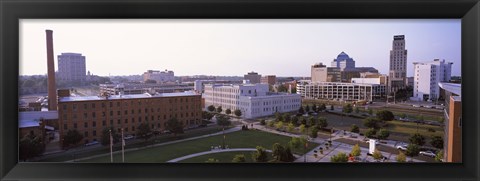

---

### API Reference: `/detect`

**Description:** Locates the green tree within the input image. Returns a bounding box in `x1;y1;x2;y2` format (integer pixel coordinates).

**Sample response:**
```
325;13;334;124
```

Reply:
377;129;390;140
207;105;215;112
63;129;84;147
275;121;284;130
330;152;349;162
363;118;379;129
267;120;275;128
277;84;288;92
202;111;214;120
216;106;223;113
232;154;246;163
317;117;328;129
136;123;153;141
101;127;119;146
19;133;45;161
405;144;420;160
299;124;306;134
368;108;373;116
399;113;407;119
350;124;360;133
435;150;444;162
354;107;360;114
372;149;384;162
305;105;311;113
225;109;232;115
350;144;361;157
216;114;232;127
319;104;326;111
275;112;283;122
376;110;395;122
409;133;426;146
343;104;353;114
234;109;242;117
298;106;305;114
312;104;318;113
283;113;291;123
300;117;307;126
272;143;294;162
286;123;295;132
288;136;307;152
365;128;377;138
260;119;266;125
165;117;184;136
252;146;268;162
307;116;315;127
430;136;444;149
396;151;407;162
291;116;299;126
310;127;319;138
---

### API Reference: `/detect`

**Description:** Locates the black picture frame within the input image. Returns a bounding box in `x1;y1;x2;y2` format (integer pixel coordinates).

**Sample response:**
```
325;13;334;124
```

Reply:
1;0;479;181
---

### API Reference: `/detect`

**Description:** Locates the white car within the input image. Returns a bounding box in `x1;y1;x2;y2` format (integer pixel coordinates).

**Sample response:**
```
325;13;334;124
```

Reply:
84;141;99;146
124;135;134;140
396;145;407;151
419;151;436;157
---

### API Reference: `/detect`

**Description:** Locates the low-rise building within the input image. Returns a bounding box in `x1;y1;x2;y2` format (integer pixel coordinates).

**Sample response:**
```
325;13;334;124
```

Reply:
297;82;385;101
244;71;262;84
261;75;277;85
19;111;58;142
311;63;341;82
57;90;202;145
203;83;301;119
100;83;193;95
143;69;175;83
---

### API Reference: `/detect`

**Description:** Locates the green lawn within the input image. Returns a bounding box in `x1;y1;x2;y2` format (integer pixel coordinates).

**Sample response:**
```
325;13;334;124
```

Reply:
178;151;274;163
80;129;318;163
38;126;230;162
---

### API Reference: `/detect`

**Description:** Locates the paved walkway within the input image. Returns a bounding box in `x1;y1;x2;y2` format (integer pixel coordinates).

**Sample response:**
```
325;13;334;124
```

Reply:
167;148;273;162
67;126;242;162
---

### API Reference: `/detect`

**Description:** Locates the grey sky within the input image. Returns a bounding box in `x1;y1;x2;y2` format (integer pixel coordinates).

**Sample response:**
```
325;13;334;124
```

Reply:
20;19;461;77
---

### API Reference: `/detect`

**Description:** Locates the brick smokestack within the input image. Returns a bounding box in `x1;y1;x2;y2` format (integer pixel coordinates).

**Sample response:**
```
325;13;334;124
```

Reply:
46;30;57;110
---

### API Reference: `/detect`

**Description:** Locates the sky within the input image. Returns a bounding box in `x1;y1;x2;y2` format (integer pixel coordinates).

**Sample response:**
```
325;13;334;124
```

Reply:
20;19;461;77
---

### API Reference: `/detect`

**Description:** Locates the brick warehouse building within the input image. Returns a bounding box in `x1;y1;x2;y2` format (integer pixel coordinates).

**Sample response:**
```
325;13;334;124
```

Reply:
57;89;202;145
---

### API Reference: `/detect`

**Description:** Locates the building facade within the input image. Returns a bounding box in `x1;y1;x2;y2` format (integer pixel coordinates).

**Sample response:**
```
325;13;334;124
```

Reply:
261;75;277;85
311;63;341;82
331;52;355;71
438;82;461;162
297;82;385;101
100;83;193;95
388;35;408;93
244;72;262;84
412;59;452;101
57;53;86;82
143;70;175;83
203;83;301;119
57;90;202;145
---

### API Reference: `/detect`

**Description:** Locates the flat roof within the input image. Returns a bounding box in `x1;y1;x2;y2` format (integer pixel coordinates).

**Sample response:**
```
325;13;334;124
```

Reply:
19;111;58;128
438;82;461;96
59;91;199;102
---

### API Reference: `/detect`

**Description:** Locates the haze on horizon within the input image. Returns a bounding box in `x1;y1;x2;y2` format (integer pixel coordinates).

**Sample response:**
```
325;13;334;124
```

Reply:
20;19;461;77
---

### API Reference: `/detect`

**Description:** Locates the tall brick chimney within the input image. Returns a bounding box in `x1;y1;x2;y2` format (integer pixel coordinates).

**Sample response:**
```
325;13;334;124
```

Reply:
46;30;57;110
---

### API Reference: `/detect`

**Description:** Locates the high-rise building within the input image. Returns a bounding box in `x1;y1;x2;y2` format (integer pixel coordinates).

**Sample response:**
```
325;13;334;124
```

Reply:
438;82;461;162
57;53;86;82
143;70;175;83
388;35;408;93
244;71;261;84
412;59;452;101
331;52;355;71
311;63;341;82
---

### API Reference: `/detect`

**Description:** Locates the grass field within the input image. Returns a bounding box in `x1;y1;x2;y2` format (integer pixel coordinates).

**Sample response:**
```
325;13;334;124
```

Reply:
178;151;274;163
80;129;318;163
38;126;230;162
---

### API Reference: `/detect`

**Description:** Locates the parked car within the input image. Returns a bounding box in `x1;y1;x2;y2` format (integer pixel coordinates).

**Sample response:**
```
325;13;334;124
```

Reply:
84;141;99;146
124;135;134;140
396;145;407;151
412;105;421;108
419;151;436;157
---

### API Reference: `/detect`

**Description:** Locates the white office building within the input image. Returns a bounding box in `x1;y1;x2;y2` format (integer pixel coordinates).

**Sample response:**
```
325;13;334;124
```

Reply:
57;53;86;81
203;83;301;119
297;82;386;101
412;59;453;101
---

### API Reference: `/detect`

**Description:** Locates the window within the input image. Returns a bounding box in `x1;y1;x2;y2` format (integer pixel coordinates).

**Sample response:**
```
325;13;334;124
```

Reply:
117;119;121;124
110;102;113;107
84;122;88;128
92;103;95;108
102;120;106;126
84;104;87;109
93;130;96;136
73;104;77;111
92;122;96;127
92;112;96;118
125;119;128;124
73;123;77;129
84;131;88;137
63;124;68;130
83;113;88;119
132;118;135;123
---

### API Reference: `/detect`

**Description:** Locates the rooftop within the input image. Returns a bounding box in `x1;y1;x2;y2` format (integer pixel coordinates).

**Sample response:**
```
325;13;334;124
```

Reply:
438;82;461;96
19;111;59;128
59;91;199;102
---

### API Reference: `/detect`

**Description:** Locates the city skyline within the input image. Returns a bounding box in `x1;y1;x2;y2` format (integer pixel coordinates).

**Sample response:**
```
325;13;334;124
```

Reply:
20;19;461;77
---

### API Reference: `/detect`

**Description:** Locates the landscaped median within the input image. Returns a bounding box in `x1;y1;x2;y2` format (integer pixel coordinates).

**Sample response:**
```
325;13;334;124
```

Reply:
79;129;318;163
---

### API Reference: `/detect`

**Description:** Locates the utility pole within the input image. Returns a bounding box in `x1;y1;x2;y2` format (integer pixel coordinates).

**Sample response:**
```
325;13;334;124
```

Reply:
110;129;113;163
122;128;125;163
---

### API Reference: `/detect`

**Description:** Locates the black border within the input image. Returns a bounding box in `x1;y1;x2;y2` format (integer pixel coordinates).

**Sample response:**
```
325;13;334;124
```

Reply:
1;0;479;181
